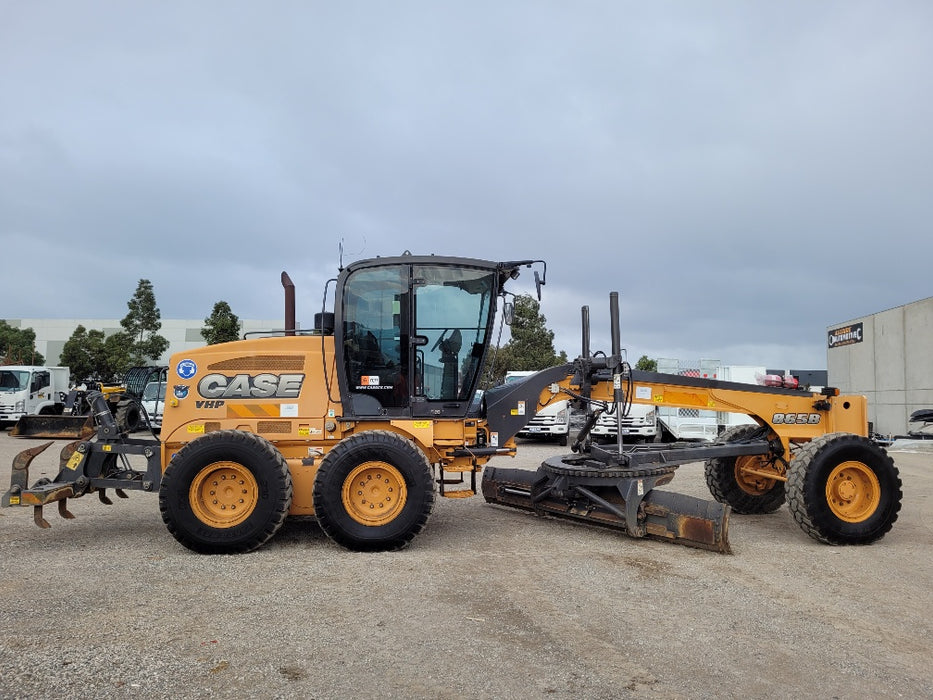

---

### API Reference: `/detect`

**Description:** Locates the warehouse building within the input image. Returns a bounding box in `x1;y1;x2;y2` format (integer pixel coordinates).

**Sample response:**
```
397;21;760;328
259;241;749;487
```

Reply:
827;296;933;437
3;318;283;368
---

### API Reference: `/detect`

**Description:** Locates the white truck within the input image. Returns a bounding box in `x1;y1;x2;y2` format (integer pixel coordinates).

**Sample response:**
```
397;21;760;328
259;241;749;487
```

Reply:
0;366;71;427
140;378;166;429
506;371;571;446
591;403;659;442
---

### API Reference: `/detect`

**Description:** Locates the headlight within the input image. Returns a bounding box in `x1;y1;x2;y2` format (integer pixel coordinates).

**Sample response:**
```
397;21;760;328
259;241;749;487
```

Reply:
556;408;568;421
15;399;25;412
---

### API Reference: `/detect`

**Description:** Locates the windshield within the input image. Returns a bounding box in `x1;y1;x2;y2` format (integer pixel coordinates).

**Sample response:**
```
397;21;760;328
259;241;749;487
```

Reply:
142;382;166;401
0;370;29;392
414;264;494;401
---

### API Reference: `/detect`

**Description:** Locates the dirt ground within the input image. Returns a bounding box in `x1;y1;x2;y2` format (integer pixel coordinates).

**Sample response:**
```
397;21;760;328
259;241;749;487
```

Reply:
0;429;930;699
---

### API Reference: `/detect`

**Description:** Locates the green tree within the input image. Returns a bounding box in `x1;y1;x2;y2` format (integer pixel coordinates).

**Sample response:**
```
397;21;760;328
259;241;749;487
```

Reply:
120;279;170;365
0;320;44;365
102;331;132;381
482;295;567;386
635;355;657;372
202;301;242;345
60;325;97;380
59;326;130;382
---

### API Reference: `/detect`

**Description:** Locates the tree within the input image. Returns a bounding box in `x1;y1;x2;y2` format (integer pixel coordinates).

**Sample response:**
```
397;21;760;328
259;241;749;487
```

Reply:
60;325;97;380
0;320;44;365
120;279;170;365
59;326;131;382
202;301;242;345
482;295;568;386
635;355;657;372
102;331;132;381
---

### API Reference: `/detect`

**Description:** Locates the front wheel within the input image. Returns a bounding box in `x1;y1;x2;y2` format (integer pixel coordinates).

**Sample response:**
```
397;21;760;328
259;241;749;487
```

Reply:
313;431;435;551
159;430;293;554
705;424;785;514
787;432;902;545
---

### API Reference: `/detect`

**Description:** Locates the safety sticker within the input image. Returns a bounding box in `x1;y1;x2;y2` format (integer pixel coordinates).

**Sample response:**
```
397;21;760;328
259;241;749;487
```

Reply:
176;359;197;380
187;424;205;434
65;452;83;470
635;386;652;400
280;403;299;417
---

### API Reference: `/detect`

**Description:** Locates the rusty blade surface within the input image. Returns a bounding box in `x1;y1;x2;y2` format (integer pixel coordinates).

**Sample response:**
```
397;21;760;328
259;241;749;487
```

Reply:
481;466;732;554
12;441;54;475
11;415;94;440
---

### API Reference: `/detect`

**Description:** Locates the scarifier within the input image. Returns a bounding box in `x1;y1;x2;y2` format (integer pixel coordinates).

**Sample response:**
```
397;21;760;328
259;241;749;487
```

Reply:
2;254;902;553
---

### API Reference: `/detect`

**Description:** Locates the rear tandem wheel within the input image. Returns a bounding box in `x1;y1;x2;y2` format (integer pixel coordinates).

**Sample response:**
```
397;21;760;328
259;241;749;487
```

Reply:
159;430;293;554
787;432;902;545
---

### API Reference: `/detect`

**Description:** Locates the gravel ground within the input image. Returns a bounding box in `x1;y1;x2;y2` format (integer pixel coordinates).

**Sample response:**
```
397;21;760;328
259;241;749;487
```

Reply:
0;429;931;699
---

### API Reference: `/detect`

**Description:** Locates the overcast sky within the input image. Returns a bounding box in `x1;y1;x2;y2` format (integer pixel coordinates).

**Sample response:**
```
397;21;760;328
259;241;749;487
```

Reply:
2;2;931;370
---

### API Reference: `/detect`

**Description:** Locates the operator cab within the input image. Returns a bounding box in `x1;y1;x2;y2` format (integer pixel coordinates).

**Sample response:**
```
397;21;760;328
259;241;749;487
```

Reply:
334;254;542;420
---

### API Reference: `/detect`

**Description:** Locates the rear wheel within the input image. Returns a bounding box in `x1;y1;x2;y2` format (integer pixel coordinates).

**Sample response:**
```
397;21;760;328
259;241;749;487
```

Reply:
705;424;785;514
787;432;901;545
313;431;434;551
159;430;292;554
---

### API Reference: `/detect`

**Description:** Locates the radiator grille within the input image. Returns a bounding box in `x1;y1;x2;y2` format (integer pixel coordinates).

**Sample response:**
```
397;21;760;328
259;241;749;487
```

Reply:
208;355;305;372
258;421;292;434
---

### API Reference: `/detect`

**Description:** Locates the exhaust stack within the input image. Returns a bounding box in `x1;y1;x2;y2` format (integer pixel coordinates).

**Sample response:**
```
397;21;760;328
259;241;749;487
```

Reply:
282;271;296;336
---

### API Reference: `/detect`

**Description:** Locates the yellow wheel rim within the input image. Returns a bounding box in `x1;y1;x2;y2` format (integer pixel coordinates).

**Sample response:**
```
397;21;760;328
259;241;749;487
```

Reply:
342;461;407;526
734;455;776;495
826;461;881;523
189;461;259;529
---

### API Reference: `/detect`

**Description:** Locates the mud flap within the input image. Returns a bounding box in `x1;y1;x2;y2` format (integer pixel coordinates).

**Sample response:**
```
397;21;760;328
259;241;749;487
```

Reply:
482;466;731;553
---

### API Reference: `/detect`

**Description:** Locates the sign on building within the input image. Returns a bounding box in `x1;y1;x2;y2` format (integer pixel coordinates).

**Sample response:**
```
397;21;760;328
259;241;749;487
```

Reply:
827;322;863;349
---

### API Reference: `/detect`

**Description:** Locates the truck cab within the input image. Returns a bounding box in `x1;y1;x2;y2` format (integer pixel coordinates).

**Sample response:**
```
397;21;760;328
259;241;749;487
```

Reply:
0;366;70;427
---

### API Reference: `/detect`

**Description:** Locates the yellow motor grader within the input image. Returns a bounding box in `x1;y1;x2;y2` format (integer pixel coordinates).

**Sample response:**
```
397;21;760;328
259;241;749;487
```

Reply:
1;254;902;554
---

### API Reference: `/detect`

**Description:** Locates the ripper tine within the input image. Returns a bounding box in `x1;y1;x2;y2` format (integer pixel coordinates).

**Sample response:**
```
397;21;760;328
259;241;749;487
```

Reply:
13;441;53;477
58;500;75;520
98;490;113;506
59;440;82;468
115;489;129;499
33;506;51;529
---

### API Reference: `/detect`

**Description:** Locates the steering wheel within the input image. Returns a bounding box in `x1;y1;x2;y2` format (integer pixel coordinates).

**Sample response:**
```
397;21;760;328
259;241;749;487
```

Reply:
431;329;451;352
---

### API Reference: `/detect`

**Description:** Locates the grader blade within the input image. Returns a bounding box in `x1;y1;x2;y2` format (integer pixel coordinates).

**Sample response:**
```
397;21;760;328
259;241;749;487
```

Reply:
11;414;94;440
482;466;731;554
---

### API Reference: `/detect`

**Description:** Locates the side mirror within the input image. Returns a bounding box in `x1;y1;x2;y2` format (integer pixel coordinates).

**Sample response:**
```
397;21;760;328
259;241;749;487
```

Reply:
534;270;544;301
503;302;514;325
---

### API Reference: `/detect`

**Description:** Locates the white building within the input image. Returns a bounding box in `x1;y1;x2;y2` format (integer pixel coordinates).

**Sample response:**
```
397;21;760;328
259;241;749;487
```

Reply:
827;296;933;437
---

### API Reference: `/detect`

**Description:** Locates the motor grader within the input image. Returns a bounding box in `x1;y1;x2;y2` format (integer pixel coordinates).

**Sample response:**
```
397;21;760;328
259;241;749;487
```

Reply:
1;253;902;554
